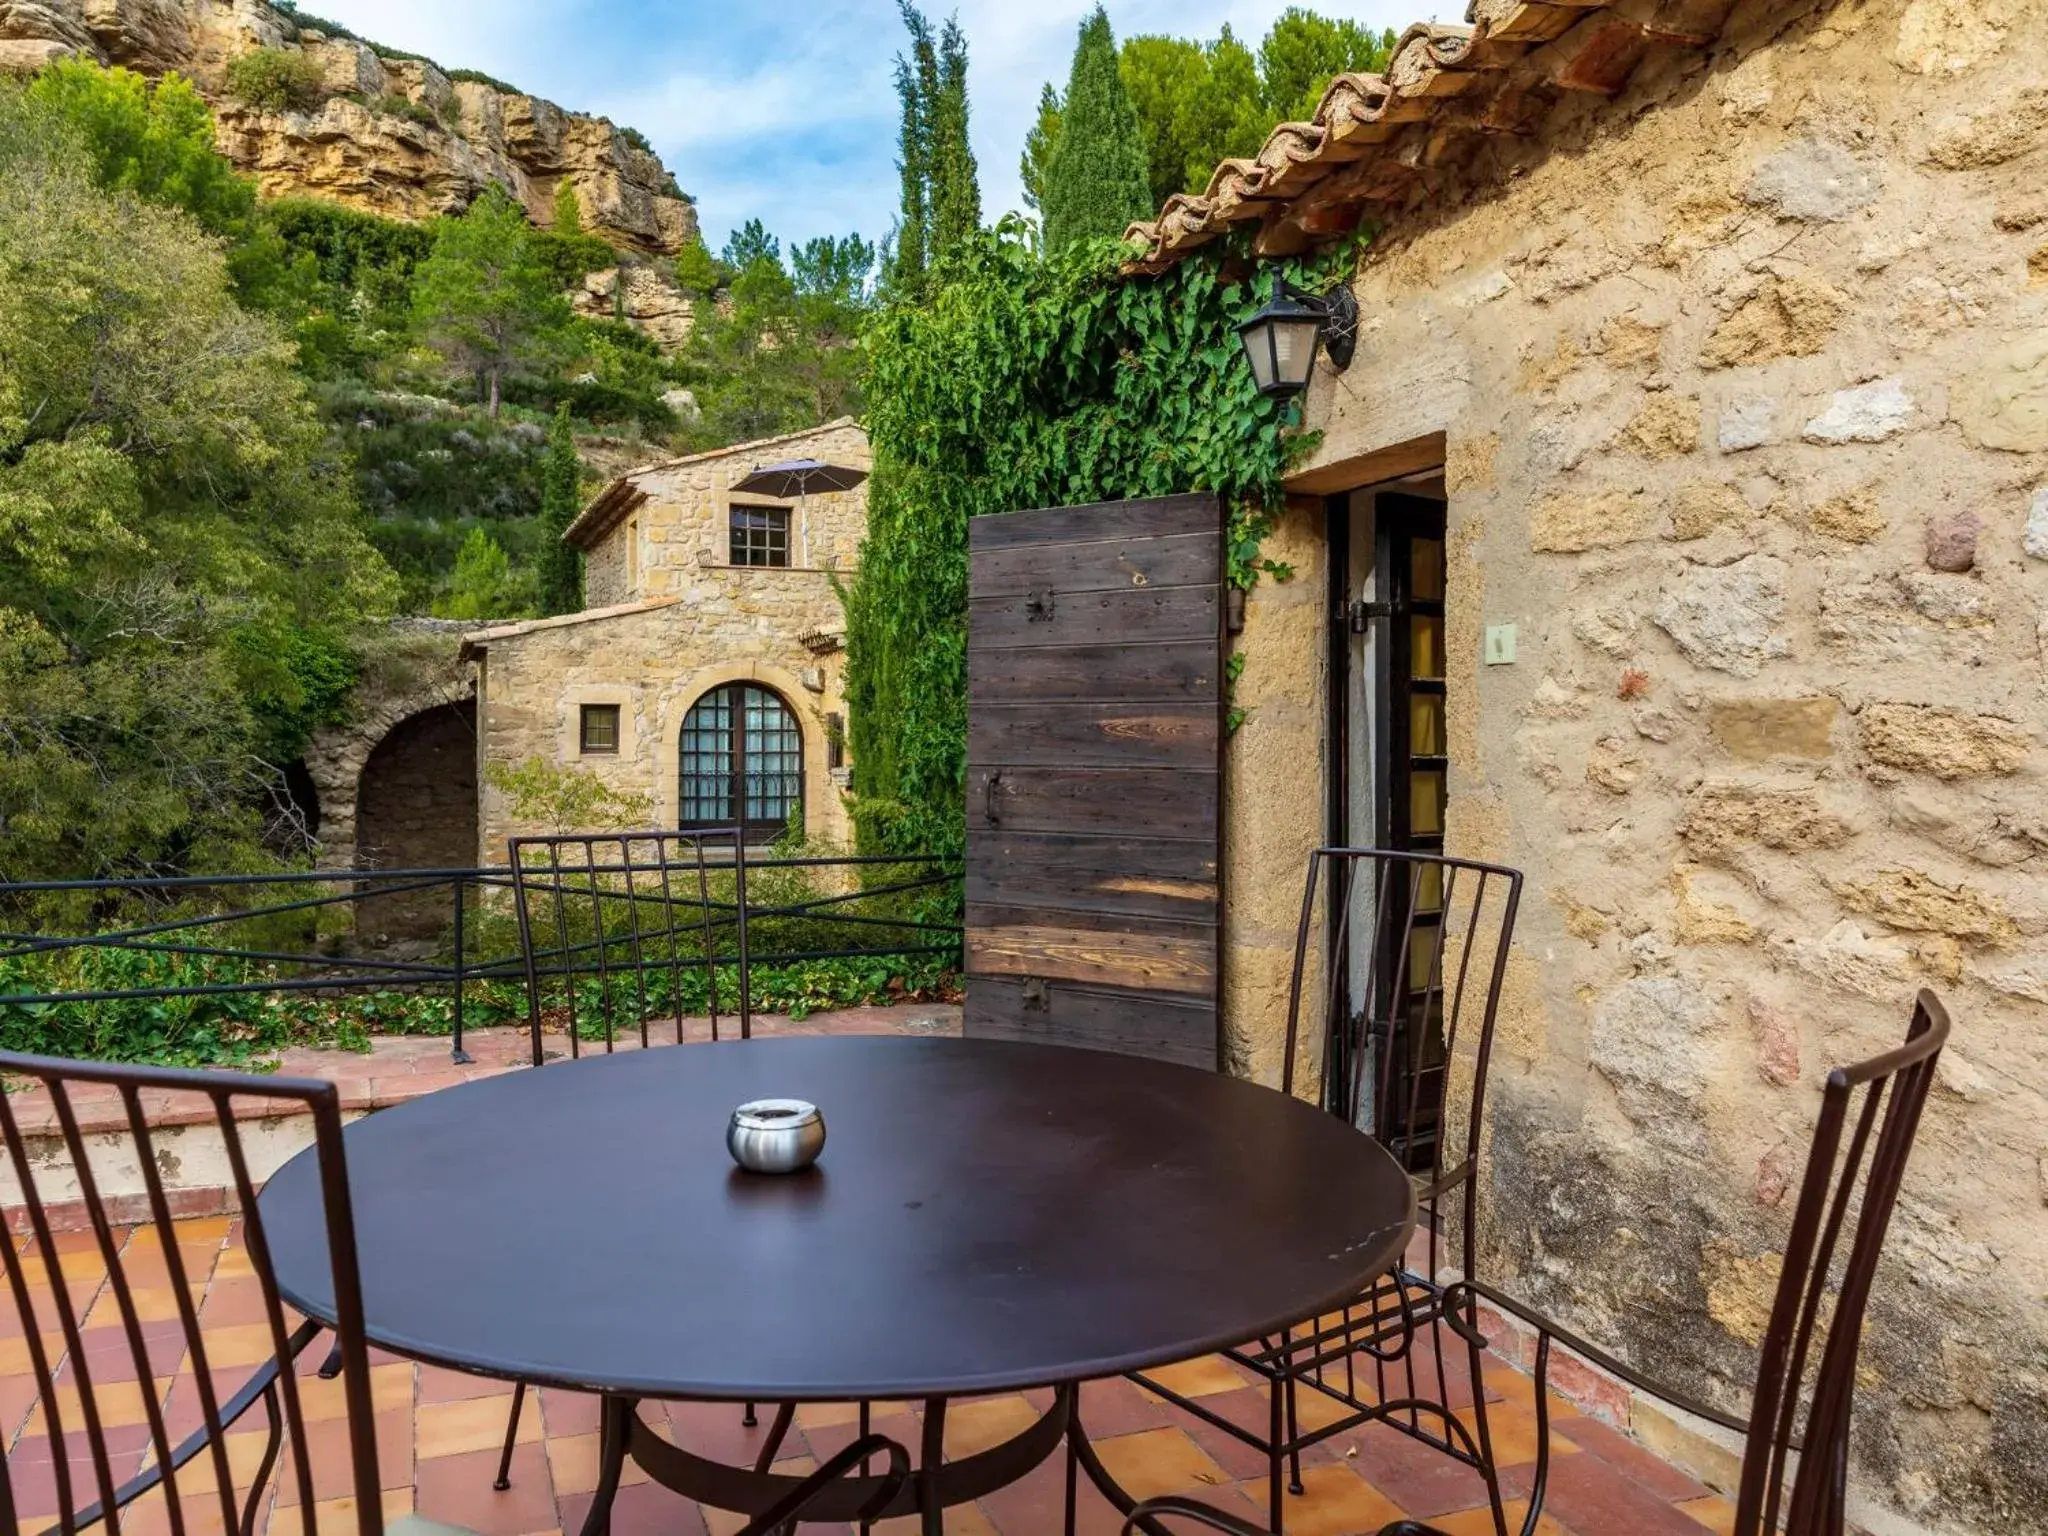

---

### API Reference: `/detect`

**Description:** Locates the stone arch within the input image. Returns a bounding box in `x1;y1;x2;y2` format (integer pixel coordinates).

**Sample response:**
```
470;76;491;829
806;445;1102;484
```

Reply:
303;623;476;873
351;700;479;944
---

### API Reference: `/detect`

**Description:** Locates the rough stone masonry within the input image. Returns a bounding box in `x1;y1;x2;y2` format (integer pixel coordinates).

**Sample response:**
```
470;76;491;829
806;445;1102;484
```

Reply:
1225;0;2048;1530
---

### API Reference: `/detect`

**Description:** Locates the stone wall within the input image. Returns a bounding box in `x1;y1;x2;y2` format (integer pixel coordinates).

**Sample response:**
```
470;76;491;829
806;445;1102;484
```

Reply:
581;420;871;608
1230;0;2048;1530
470;596;853;859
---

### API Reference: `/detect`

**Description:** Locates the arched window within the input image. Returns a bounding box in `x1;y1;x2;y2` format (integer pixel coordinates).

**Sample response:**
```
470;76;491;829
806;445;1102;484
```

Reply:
679;683;803;837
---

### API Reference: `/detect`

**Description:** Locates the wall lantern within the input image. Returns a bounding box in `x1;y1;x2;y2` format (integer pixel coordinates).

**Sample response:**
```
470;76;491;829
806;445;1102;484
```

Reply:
1236;271;1359;399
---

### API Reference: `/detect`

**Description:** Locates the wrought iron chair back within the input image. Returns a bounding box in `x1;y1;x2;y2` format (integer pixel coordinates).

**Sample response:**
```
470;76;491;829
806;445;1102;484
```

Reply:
1281;846;1524;1272
1118;990;1954;1536
1738;987;1948;1536
507;829;751;1066
0;1052;380;1536
1131;848;1522;1533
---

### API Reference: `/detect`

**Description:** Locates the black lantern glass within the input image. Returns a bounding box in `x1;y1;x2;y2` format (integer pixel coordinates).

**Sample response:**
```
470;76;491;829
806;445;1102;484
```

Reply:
1237;272;1327;398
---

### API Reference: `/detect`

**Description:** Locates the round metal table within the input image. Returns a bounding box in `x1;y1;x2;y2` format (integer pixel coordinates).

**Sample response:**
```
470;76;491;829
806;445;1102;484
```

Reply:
262;1036;1414;1533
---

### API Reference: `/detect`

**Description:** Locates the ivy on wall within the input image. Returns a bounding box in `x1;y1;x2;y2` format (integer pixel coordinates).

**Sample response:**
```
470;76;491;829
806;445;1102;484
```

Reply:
843;222;1359;859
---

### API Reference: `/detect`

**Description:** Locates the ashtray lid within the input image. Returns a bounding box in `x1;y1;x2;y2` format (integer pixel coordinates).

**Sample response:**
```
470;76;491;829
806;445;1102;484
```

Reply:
731;1098;821;1131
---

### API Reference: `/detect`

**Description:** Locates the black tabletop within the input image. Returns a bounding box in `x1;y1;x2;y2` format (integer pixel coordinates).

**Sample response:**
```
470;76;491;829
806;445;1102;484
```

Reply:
261;1036;1413;1402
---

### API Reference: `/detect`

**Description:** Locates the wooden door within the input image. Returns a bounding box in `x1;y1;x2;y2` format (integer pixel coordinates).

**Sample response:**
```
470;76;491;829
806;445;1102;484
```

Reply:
965;493;1224;1069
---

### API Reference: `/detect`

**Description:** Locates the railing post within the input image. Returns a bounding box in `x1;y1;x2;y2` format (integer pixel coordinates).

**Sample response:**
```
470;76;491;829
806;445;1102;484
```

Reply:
450;874;472;1066
734;834;751;1041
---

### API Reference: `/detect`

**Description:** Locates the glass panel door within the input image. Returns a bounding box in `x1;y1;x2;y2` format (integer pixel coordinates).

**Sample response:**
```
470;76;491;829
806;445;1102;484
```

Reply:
1372;493;1449;1170
679;685;804;838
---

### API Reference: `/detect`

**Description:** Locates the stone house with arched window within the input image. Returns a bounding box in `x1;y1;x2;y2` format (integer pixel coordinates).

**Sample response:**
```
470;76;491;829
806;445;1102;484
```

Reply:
461;418;869;858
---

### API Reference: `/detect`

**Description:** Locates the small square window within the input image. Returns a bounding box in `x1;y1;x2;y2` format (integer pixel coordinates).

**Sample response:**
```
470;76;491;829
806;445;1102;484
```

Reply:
580;704;621;754
730;505;791;567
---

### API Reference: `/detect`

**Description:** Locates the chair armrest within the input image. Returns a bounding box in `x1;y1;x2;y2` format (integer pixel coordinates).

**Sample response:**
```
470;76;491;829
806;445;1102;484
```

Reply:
1120;1494;1272;1534
1442;1279;1750;1438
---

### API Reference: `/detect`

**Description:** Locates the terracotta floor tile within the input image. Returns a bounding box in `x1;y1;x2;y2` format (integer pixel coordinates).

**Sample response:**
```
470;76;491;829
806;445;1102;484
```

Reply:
1676;1494;1738;1536
417;1394;540;1460
1091;1426;1233;1503
560;1479;708;1536
1457;1397;1578;1471
1328;1419;1494;1521
264;1487;415;1536
1140;1355;1255;1400
289;1363;414;1423
536;1389;603;1438
544;1431;650;1496
1427;1497;1570;1536
1553;1416;1709;1503
1257;1461;1406;1536
1498;1448;1718;1536
1076;1376;1180;1439
419;1364;516;1404
415;1442;559;1536
941;1396;1041;1460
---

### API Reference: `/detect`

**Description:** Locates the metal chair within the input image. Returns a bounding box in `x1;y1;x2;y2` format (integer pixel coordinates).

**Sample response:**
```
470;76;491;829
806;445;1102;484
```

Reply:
0;1050;390;1536
497;829;782;1489
1129;847;1524;1532
509;828;753;1064
1112;989;1953;1536
0;1047;906;1536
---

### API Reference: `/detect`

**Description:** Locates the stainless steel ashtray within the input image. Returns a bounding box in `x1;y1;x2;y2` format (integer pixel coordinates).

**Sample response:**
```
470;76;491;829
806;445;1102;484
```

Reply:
727;1099;826;1174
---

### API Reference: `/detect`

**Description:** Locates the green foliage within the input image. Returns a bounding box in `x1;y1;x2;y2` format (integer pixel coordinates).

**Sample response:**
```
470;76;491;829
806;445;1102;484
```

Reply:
617;124;655;155
447;67;519;94
671;233;872;451
843;225;1358;858
888;4;978;295
412;187;573;415
0;948;369;1067
1023;10;1399;213
27;62;257;235
225;47;327;114
535;182;615;288
0;81;395;883
488;756;651;833
366;91;443;129
1259;9;1397;124
433;527;536;619
1040;7;1152;251
1020;82;1061;219
536;404;583;614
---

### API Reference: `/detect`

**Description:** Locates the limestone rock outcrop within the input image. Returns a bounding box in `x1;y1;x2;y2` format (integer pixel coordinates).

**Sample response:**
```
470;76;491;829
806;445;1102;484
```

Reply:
0;0;698;256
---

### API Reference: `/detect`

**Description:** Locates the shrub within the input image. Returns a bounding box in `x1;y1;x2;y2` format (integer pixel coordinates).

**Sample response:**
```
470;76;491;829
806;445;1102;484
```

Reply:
367;92;442;130
225;48;326;114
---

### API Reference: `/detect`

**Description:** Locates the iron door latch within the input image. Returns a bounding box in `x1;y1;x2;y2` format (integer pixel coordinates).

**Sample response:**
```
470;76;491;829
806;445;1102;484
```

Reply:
1021;976;1051;1012
1025;590;1056;622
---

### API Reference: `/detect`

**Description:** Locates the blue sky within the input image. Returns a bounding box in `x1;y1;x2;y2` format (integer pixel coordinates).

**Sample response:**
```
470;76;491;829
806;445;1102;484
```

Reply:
304;0;1420;254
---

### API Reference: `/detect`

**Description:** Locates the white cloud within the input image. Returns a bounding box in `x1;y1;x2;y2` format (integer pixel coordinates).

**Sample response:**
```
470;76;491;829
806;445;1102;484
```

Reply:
283;0;1421;249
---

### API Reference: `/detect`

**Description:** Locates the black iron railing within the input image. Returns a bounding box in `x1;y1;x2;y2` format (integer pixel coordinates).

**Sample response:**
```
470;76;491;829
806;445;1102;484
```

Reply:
0;849;961;1065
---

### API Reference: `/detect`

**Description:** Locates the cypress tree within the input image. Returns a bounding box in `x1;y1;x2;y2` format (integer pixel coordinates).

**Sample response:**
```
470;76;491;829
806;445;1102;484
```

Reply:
1041;6;1153;251
537;404;584;615
889;3;937;293
928;15;980;253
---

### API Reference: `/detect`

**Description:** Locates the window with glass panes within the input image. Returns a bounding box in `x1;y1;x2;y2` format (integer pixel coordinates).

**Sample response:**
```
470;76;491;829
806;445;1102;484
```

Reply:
579;703;620;754
678;683;803;837
729;504;791;567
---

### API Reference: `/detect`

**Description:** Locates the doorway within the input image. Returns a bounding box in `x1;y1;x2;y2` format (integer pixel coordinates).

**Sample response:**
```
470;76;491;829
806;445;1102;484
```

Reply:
1327;472;1449;1166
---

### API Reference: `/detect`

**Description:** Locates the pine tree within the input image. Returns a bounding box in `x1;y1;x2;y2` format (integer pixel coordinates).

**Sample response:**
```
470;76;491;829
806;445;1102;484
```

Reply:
537;403;583;615
1041;7;1153;252
928;15;980;253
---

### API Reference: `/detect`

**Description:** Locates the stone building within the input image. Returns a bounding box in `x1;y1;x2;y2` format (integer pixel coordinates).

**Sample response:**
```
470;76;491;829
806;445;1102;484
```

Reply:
1121;0;2044;1531
461;419;869;858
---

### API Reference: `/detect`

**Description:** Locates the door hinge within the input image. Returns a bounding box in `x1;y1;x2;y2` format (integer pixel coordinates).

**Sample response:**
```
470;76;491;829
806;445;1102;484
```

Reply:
1347;599;1396;634
1021;976;1051;1012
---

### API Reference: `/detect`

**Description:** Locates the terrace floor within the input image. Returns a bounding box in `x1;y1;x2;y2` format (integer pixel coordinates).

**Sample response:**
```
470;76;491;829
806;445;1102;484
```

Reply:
4;1006;1737;1536
4;1212;1738;1536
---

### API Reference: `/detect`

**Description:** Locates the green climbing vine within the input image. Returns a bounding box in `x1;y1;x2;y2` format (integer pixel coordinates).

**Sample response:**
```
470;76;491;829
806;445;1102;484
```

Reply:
843;218;1364;861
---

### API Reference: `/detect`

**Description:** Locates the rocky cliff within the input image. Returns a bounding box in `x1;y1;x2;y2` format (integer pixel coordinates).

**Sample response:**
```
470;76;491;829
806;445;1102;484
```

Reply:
0;0;698;255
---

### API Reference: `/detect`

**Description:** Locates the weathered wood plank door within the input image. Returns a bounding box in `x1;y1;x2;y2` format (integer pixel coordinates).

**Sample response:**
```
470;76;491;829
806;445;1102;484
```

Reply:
965;493;1224;1070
